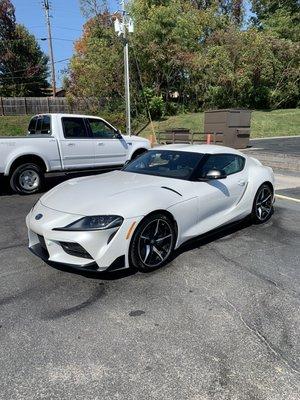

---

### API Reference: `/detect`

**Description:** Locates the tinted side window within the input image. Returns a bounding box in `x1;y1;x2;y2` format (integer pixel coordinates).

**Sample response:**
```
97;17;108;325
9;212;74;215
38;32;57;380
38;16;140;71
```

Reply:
41;115;51;134
88;119;117;139
36;117;42;133
200;154;245;177
28;117;37;134
62;118;88;138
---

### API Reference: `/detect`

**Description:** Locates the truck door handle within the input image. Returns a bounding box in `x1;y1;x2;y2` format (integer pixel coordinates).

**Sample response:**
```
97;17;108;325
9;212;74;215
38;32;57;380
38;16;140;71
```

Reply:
97;142;104;146
67;143;75;147
238;180;246;186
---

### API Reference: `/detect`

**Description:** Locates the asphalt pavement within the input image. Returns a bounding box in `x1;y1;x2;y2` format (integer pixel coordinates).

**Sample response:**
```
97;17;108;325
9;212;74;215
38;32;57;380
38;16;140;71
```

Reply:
249;136;300;156
0;173;299;400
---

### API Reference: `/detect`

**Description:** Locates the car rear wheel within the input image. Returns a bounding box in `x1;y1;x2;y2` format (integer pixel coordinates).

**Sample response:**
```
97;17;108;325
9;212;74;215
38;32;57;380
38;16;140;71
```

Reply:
251;184;274;224
130;213;176;272
10;163;44;195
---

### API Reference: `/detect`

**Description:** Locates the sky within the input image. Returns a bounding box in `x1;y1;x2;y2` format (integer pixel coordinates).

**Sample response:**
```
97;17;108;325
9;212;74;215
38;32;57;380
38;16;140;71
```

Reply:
13;0;254;88
13;0;120;87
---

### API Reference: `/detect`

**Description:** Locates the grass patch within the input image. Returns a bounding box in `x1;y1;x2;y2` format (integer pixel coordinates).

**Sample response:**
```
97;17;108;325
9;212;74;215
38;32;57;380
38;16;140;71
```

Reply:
0;109;299;138
0;115;31;136
140;109;300;139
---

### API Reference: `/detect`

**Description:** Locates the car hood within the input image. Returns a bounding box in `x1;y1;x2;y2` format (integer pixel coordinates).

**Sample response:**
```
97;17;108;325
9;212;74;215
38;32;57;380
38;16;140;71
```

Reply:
40;171;194;218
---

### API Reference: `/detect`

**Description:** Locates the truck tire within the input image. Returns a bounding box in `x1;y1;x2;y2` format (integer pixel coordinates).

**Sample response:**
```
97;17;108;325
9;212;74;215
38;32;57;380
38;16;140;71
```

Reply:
131;149;148;161
10;163;44;195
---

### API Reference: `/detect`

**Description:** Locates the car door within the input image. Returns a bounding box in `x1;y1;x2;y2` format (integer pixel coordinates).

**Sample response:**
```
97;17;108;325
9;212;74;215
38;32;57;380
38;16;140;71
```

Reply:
194;153;247;223
86;118;128;166
59;117;95;169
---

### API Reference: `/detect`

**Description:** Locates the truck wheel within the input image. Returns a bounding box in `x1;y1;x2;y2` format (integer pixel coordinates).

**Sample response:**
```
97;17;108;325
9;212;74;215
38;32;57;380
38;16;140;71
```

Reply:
131;149;147;161
10;163;44;195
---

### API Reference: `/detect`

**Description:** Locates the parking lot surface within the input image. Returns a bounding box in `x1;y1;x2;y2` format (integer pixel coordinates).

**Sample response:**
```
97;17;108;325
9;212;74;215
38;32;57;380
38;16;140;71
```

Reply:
0;173;299;400
250;136;300;156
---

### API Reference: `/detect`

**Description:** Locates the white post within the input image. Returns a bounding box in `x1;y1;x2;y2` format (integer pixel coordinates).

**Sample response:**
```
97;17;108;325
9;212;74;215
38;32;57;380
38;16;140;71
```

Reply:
122;0;131;136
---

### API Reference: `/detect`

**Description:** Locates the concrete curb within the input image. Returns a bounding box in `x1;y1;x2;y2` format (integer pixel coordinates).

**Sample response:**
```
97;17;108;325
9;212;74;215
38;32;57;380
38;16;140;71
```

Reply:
250;135;300;140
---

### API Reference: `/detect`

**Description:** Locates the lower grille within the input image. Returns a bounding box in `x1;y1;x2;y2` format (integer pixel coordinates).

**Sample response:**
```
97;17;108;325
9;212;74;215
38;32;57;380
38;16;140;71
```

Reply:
37;235;47;250
37;234;49;258
59;242;93;259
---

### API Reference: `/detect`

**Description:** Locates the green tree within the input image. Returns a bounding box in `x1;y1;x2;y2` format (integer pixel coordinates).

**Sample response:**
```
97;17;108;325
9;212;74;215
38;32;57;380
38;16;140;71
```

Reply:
0;0;49;96
192;27;299;109
251;0;299;20
67;12;124;108
251;0;300;41
130;0;206;104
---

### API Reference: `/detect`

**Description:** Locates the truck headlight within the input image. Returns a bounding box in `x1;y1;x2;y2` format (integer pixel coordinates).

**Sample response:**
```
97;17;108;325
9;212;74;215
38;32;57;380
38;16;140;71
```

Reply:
53;215;124;231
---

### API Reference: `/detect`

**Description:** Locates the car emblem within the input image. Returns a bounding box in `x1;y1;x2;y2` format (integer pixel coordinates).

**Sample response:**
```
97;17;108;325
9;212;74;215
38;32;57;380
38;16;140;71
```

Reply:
35;214;43;220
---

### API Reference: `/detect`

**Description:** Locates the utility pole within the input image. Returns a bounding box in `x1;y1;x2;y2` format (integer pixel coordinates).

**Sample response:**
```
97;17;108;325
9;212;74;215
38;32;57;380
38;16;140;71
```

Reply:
122;0;131;136
43;0;56;97
115;1;133;136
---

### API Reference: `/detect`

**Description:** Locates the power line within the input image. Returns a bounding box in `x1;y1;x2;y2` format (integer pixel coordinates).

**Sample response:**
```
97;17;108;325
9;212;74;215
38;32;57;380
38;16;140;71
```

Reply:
0;58;70;81
0;81;49;88
0;37;74;42
28;25;81;32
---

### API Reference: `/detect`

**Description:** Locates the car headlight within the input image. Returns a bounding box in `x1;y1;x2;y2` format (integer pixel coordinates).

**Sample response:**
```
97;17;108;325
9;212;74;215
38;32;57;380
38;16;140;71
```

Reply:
53;215;124;231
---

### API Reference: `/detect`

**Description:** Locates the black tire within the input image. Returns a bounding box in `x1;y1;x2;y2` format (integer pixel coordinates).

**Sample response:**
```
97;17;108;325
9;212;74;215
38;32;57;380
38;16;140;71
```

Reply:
251;183;274;224
130;213;176;272
10;163;44;195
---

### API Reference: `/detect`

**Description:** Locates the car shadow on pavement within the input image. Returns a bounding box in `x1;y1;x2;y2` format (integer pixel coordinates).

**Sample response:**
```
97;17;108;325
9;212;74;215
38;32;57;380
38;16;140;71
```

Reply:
0;168;117;196
172;218;252;260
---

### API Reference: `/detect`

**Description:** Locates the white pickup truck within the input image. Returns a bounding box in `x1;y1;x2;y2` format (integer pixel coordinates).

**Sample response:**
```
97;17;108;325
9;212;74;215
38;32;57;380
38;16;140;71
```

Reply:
0;113;151;194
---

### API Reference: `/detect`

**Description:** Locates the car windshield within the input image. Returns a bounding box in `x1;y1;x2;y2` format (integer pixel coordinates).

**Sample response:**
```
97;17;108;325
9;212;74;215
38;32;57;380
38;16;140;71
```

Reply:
123;150;204;180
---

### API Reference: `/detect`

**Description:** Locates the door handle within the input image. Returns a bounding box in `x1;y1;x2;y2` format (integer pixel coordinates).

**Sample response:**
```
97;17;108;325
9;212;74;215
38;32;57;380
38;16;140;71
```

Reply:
97;142;104;146
67;143;75;146
238;180;246;186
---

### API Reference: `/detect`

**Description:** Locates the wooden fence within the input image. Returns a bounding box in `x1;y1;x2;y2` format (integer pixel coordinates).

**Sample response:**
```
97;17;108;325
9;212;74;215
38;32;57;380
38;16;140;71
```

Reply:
0;97;103;116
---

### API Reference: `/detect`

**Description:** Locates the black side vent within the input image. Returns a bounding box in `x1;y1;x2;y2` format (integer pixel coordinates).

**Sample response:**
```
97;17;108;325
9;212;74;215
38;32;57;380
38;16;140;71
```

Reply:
59;242;93;259
161;186;182;197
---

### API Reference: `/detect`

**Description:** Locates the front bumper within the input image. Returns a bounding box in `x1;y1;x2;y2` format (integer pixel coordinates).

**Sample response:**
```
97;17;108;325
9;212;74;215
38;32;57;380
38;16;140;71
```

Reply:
26;202;140;274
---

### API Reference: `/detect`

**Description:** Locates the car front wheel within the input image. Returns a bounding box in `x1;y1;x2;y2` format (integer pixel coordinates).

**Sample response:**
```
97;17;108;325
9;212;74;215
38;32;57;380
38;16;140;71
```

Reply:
251;183;274;224
130;213;176;272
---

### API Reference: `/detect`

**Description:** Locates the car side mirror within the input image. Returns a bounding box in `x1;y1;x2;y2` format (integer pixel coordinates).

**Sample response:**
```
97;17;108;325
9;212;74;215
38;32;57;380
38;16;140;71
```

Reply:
205;169;227;180
115;130;123;139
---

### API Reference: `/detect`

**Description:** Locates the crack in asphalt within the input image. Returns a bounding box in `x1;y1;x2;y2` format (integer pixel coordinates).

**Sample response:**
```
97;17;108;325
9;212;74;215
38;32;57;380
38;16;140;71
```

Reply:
0;286;38;306
211;247;300;301
197;284;300;376
0;242;27;252
224;299;300;375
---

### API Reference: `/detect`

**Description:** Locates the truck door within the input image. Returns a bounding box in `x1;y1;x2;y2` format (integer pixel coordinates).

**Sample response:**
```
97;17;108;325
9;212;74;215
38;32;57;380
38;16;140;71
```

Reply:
86;118;128;167
60;117;95;169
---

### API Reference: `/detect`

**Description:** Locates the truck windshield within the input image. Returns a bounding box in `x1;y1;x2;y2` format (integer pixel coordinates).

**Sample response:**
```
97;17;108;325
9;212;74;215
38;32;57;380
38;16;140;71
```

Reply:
123;150;204;180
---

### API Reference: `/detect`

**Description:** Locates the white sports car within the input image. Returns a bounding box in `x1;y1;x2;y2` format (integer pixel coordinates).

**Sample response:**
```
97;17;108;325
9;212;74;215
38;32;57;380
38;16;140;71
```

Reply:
26;144;275;274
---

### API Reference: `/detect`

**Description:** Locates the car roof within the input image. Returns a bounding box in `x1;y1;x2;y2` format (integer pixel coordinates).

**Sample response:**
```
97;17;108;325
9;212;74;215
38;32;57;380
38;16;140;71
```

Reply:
154;144;245;157
33;113;105;119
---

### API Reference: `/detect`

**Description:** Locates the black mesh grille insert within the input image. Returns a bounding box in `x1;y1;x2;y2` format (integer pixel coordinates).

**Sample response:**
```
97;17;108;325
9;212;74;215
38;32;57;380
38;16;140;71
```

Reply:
59;242;93;259
37;235;46;250
37;235;49;258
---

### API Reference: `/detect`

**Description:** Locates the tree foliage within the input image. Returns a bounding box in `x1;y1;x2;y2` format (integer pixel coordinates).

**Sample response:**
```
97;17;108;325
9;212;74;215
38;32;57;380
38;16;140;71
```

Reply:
68;0;299;120
0;0;49;96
